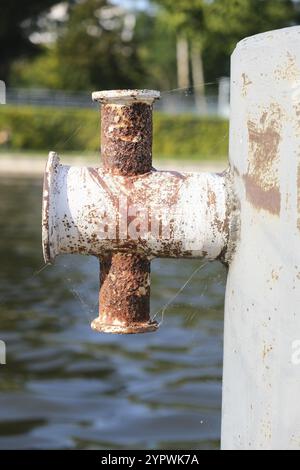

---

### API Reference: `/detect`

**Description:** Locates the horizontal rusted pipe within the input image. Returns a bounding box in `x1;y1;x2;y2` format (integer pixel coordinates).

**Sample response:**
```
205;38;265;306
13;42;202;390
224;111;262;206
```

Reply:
42;152;231;264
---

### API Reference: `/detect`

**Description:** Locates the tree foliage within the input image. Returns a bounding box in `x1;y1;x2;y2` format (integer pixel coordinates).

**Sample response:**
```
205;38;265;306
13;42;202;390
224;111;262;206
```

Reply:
54;0;144;90
0;0;60;82
154;0;205;37
134;11;177;90
154;0;300;81
4;0;300;90
10;0;146;90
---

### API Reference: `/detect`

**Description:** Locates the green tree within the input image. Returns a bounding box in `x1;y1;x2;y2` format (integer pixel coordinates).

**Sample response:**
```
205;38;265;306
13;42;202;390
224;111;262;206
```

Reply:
10;47;62;89
10;0;146;91
54;0;144;90
153;0;207;110
134;11;177;90
0;0;61;83
153;0;300;107
8;0;300;94
203;0;300;80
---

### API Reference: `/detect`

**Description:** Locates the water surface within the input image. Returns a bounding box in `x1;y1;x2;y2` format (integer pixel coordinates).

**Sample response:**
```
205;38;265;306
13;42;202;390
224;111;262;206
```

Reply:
0;177;226;450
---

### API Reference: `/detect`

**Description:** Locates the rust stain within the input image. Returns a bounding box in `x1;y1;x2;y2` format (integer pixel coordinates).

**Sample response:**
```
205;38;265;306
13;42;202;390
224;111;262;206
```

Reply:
262;343;273;362
275;52;300;82
243;174;280;215
207;187;216;206
101;102;152;176
293;102;300;141
208;186;224;234
98;253;151;324
42;166;51;263
243;104;282;215
271;269;279;281
88;167;118;206
94;97;158;334
42;153;59;264
293;100;300;232
241;73;252;97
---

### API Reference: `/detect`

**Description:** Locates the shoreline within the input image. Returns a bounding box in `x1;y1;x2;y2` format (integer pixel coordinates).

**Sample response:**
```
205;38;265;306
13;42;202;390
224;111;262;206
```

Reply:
0;153;227;177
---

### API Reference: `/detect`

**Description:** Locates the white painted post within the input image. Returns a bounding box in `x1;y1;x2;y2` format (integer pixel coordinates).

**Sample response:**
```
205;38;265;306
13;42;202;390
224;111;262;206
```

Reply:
222;26;300;450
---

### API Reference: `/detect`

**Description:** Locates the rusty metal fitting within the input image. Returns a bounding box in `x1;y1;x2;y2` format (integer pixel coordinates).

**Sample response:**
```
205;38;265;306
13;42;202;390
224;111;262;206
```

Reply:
91;90;159;333
92;89;159;176
42;153;229;262
42;89;234;335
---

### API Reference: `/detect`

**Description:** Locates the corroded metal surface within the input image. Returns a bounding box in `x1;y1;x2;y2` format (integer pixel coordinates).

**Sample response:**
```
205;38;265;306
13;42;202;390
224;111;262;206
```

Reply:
42;155;230;262
42;152;58;265
91;253;157;334
101;103;153;176
42;89;234;336
95;91;158;333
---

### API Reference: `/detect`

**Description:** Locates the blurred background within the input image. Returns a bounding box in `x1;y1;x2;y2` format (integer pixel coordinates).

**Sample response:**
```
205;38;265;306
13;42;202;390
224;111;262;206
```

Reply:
0;0;299;450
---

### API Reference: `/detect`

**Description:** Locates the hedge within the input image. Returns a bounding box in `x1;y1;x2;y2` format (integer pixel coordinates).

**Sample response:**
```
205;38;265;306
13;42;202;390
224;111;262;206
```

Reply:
0;105;229;160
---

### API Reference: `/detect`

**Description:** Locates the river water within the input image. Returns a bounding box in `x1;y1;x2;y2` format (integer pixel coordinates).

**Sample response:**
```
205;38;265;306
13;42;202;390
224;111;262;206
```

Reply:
0;176;226;450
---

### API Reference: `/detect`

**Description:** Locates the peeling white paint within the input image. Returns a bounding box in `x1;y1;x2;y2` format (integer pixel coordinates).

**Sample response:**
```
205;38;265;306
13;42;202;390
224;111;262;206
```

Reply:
43;152;230;263
222;26;300;450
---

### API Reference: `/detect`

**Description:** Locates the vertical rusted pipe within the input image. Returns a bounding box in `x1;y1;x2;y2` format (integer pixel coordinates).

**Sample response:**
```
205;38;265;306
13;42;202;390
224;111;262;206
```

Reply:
101;99;153;175
91;90;160;334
